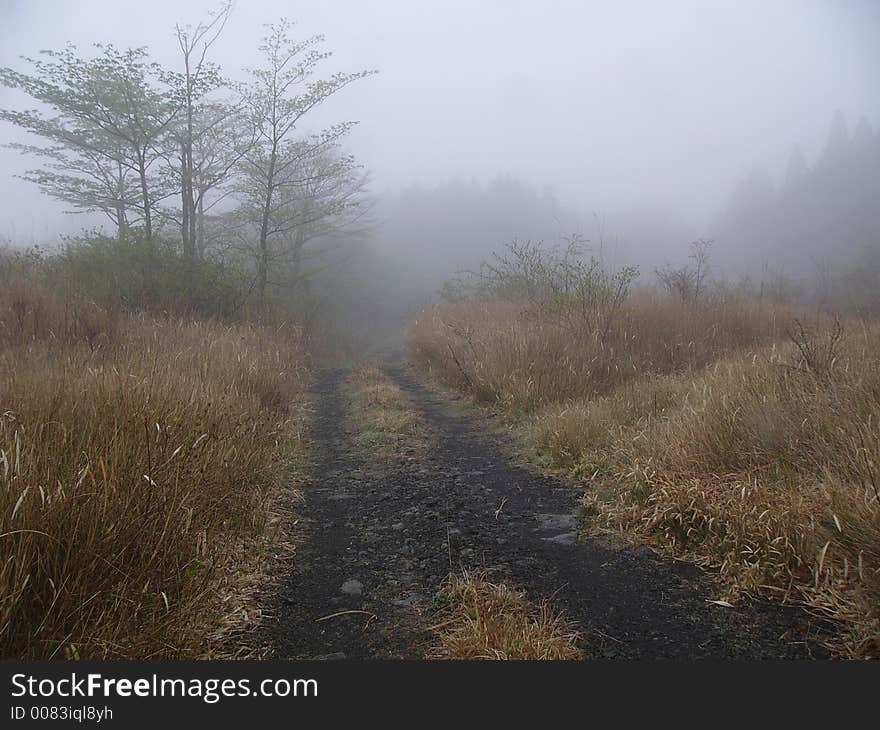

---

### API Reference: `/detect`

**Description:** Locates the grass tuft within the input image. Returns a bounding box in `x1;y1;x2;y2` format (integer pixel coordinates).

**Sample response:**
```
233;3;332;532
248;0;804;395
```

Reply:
428;570;583;660
347;361;429;460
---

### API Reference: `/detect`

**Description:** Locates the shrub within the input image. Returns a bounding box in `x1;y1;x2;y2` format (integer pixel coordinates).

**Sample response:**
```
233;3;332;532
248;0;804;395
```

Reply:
51;232;249;319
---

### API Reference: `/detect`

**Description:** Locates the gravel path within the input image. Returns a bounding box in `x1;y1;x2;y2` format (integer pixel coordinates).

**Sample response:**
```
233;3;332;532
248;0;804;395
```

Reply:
267;363;827;659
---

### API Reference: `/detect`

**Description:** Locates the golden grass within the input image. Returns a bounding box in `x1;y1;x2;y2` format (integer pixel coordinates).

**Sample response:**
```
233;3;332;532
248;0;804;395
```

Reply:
0;282;310;659
202;431;310;659
527;374;690;473
412;293;879;656
428;570;583;660
410;294;791;411
347;361;429;460
588;326;880;656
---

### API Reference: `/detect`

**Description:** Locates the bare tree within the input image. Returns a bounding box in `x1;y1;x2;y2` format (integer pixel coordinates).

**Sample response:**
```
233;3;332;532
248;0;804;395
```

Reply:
656;239;713;302
170;1;233;285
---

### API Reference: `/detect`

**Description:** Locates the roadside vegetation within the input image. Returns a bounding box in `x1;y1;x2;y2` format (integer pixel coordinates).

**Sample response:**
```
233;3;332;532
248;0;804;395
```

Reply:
0;5;376;659
428;570;583;660
0;247;311;659
411;238;880;657
346;361;430;461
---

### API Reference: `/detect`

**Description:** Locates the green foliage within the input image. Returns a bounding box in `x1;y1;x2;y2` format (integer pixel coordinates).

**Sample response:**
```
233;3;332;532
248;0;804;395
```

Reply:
51;231;248;318
0;233;248;320
0;44;179;235
0;12;375;320
233;19;377;308
0;244;47;282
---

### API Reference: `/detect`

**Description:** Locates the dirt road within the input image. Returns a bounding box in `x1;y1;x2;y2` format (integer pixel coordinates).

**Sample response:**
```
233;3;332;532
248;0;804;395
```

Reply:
266;363;826;659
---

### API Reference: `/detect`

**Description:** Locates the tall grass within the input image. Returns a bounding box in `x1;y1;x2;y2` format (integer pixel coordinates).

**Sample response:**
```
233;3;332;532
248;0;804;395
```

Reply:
410;293;791;411
578;325;880;656
412;288;879;656
0;280;309;658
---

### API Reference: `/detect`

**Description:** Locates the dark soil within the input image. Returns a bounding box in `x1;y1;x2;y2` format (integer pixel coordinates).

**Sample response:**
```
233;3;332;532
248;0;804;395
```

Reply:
267;362;829;659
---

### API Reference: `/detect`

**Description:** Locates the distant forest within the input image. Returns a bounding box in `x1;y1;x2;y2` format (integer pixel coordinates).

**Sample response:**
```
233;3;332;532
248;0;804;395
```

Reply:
365;110;879;315
710;110;880;281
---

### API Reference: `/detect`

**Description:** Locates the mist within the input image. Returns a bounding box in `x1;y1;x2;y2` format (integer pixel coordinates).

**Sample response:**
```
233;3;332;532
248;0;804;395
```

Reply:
1;0;879;308
4;0;880;664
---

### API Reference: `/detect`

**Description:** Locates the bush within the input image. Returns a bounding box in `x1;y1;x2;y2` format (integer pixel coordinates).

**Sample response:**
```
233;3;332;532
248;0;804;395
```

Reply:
50;231;249;319
445;236;639;340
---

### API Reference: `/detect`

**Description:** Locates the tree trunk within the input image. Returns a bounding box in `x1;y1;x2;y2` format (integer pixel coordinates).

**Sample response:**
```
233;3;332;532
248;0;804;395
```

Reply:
181;141;195;298
138;149;152;241
291;202;310;285
116;159;127;242
196;193;205;260
180;53;196;300
180;142;190;251
257;145;278;314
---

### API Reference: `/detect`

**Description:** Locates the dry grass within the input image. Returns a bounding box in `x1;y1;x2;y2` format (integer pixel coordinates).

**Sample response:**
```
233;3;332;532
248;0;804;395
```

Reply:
533;325;879;656
0;281;310;659
347;361;429;460
428;570;583;660
584;325;880;656
412;292;880;656
410;293;791;412
201;430;310;659
527;374;690;474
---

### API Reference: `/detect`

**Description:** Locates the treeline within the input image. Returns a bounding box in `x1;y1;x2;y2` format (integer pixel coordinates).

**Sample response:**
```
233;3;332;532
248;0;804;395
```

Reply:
371;176;696;300
0;2;375;318
710;110;880;309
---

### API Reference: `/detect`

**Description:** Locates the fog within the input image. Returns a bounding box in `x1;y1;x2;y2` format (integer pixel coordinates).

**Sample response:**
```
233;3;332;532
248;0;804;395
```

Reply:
1;0;879;307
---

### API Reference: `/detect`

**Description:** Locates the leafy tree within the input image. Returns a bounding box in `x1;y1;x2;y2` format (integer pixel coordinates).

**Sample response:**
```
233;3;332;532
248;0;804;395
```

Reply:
0;44;180;240
265;141;372;288
234;19;376;310
188;101;256;258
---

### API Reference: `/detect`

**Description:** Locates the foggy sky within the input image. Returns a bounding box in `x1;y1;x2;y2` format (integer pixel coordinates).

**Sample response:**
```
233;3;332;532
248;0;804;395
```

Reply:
1;0;878;242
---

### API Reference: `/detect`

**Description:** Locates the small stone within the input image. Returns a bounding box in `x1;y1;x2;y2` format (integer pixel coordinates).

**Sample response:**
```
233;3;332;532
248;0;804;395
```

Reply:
341;579;363;595
314;652;346;660
535;513;578;532
543;532;578;545
391;522;405;531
